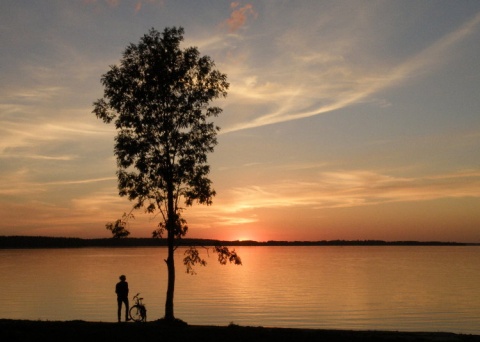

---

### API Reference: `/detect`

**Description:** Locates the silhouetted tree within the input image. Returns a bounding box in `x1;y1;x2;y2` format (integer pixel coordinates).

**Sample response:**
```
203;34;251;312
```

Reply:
93;27;241;322
105;212;131;238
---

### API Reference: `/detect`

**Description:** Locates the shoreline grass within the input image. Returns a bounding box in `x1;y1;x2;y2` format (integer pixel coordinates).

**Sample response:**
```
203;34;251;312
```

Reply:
1;319;479;342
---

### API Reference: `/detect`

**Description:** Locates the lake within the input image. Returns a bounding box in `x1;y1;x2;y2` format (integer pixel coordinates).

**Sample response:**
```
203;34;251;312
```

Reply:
0;246;479;334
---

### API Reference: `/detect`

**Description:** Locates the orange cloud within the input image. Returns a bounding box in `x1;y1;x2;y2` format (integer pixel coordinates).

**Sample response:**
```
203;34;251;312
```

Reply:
223;2;257;33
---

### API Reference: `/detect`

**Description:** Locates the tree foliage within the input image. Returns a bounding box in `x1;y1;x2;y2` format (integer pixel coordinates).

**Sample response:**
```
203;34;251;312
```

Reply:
93;27;227;215
93;27;240;322
105;212;132;239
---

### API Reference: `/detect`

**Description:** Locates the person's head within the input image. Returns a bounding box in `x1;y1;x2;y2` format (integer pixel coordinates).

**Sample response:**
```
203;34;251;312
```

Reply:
119;275;126;281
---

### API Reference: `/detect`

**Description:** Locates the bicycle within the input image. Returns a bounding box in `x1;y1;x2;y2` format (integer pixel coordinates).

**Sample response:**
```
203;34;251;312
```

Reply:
129;293;147;322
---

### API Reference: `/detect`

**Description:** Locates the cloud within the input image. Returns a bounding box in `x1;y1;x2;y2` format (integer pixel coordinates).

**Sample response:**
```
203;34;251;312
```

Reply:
0;120;113;155
213;169;480;213
71;189;127;212
222;2;257;33
0;168;116;196
180;168;480;230
0;189;129;236
9;86;64;103
1;154;77;161
220;11;480;134
0;169;44;196
47;177;117;186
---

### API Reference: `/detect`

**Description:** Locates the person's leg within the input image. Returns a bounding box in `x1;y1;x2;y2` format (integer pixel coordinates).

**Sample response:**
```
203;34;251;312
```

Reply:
124;298;130;321
117;298;122;322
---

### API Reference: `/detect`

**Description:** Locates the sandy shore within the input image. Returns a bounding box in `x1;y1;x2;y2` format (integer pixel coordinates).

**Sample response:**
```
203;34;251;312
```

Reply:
1;319;479;342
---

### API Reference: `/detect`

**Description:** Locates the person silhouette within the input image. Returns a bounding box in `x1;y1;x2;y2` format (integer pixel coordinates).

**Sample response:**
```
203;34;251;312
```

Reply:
115;274;129;322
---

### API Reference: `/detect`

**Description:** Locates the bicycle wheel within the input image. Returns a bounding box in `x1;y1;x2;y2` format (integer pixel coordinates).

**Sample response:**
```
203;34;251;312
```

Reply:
129;305;143;322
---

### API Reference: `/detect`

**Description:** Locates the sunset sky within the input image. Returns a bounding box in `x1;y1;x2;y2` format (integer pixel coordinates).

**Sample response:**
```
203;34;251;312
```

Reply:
1;1;480;242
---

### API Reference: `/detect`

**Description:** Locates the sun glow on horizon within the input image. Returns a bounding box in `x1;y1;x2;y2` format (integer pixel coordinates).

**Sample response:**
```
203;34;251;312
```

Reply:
236;237;251;242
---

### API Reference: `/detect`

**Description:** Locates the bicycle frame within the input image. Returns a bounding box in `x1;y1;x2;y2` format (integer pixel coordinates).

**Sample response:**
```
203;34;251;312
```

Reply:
129;293;147;322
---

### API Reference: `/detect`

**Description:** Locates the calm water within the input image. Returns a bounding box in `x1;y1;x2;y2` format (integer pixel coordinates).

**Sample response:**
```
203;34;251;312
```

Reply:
0;246;479;334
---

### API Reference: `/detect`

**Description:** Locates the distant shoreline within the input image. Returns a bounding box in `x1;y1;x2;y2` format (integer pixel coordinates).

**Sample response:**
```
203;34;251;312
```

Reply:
0;235;477;249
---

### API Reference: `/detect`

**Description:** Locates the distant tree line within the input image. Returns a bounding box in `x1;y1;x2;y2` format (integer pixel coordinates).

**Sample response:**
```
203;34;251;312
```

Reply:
0;236;473;249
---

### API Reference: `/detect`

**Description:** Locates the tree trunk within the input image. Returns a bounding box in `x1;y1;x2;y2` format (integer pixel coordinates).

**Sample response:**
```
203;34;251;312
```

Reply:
164;235;175;321
164;181;176;321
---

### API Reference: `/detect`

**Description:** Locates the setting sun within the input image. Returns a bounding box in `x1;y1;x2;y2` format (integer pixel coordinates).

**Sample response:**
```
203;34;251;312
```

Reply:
236;237;250;242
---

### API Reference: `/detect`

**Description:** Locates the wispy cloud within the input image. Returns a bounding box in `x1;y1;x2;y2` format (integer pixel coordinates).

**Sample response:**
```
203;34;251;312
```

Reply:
221;11;480;133
46;177;117;186
71;190;127;212
0;121;113;155
0;169;45;196
0;169;116;196
0;153;77;161
9;87;64;103
180;168;480;230
0;189;129;236
212;169;480;213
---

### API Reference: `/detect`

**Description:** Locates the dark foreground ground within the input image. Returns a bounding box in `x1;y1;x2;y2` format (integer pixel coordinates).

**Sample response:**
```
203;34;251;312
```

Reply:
1;319;479;342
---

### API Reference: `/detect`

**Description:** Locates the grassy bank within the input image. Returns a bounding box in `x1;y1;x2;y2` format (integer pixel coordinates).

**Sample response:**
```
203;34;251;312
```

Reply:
1;319;479;342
